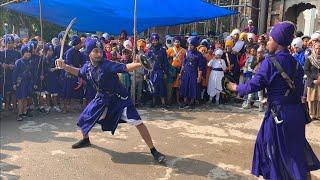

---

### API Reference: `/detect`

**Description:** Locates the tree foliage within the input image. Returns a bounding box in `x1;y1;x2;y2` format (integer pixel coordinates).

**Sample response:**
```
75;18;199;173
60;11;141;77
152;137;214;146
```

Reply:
0;0;63;41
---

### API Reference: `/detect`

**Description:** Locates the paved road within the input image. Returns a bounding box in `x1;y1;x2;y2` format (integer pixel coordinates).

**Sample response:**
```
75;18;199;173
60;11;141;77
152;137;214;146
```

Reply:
1;105;320;180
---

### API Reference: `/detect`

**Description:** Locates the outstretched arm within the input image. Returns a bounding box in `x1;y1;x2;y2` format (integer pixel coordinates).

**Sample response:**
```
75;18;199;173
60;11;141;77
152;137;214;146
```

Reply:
55;59;80;77
227;58;270;96
126;62;142;72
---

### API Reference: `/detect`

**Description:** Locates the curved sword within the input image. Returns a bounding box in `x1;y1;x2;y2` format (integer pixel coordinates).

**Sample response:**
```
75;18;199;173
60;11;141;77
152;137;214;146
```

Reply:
59;18;76;60
56;18;76;68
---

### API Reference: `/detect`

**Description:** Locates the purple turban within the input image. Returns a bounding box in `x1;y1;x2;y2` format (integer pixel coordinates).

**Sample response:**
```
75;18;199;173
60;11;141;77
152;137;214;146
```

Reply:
70;35;81;46
85;38;103;54
3;34;14;44
43;43;54;53
270;21;295;47
187;36;199;47
150;33;160;41
21;44;32;55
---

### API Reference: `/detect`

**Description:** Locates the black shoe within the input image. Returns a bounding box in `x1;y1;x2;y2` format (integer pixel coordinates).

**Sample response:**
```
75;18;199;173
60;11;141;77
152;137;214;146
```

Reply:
179;104;188;109
151;151;166;164
39;107;46;113
189;104;195;109
24;112;33;117
161;104;169;110
17;114;23;121
72;138;91;149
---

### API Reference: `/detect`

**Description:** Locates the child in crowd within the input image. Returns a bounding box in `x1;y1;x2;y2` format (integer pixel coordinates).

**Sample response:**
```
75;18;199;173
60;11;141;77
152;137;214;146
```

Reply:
13;45;33;121
242;47;257;109
207;49;226;105
44;43;62;112
119;48;132;91
249;47;265;111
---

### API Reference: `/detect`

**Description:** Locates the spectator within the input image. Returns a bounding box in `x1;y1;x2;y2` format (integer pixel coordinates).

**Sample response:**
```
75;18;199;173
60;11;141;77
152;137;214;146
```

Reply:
291;37;306;67
243;20;257;34
304;41;320;120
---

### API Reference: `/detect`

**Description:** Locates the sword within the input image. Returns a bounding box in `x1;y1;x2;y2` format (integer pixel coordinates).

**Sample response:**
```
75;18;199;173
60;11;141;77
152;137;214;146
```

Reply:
55;18;76;68
270;109;283;124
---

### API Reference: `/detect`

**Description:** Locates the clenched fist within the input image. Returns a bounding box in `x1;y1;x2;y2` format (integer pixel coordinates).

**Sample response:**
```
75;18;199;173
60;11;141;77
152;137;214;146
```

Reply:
55;59;66;69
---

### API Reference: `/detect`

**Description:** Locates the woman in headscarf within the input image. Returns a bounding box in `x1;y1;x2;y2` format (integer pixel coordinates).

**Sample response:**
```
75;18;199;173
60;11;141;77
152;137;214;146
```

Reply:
304;41;320;120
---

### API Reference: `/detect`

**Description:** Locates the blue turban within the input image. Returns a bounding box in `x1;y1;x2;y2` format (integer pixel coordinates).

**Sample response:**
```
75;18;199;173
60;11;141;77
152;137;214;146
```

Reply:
173;36;181;43
58;31;69;40
200;39;210;49
43;43;54;53
187;36;199;47
150;33;160;41
28;39;38;51
70;35;81;46
270;21;295;47
3;35;14;44
85;38;103;54
21;44;32;55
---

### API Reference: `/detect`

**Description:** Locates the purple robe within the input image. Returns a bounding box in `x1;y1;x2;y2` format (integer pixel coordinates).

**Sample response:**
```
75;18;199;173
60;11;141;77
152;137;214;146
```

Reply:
46;56;61;94
236;49;320;179
180;50;206;99
148;45;169;98
61;47;83;99
0;49;21;93
12;58;33;100
77;60;141;135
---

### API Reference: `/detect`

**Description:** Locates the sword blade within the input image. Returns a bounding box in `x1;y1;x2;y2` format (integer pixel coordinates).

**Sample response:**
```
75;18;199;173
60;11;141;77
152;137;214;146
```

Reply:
59;18;77;60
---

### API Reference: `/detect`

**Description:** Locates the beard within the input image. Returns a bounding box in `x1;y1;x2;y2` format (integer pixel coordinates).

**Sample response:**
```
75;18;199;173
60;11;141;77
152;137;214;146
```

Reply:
90;55;103;65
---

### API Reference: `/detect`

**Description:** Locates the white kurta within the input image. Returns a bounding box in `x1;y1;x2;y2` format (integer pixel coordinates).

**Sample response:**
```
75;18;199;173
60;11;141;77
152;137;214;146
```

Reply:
207;59;226;97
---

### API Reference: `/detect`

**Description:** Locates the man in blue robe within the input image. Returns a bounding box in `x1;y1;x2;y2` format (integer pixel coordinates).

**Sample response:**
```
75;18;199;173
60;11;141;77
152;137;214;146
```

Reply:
61;35;84;112
12;44;33;121
147;33;169;108
54;31;71;59
0;35;20;111
227;21;320;179
55;38;166;163
179;36;205;109
28;39;41;112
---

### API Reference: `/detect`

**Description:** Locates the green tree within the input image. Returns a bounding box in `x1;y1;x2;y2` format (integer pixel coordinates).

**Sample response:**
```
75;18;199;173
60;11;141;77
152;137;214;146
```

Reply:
0;0;63;41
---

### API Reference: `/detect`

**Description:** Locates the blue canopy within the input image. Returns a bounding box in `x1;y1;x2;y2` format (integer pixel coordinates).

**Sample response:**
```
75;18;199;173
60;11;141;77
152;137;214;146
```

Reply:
5;0;237;34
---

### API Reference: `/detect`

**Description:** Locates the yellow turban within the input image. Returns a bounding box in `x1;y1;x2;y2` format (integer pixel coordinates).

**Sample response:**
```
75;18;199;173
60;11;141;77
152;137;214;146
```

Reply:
137;39;146;48
225;40;234;47
239;32;248;41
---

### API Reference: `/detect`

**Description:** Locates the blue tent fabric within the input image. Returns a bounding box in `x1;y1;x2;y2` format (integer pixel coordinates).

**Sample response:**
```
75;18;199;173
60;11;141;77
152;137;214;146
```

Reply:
5;0;237;34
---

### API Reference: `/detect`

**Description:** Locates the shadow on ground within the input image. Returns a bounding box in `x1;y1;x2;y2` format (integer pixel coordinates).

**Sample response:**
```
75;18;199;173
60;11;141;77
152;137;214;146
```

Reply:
91;144;249;179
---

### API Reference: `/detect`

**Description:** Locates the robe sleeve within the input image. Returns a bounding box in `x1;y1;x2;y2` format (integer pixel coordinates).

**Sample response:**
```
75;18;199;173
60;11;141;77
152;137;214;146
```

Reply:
207;60;214;67
104;60;127;73
221;60;227;71
162;48;170;74
65;49;73;65
12;60;20;85
78;63;88;81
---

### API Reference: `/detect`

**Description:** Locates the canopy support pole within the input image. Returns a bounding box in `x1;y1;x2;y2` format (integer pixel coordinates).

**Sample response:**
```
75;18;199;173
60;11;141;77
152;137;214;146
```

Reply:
38;0;43;41
131;0;137;105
